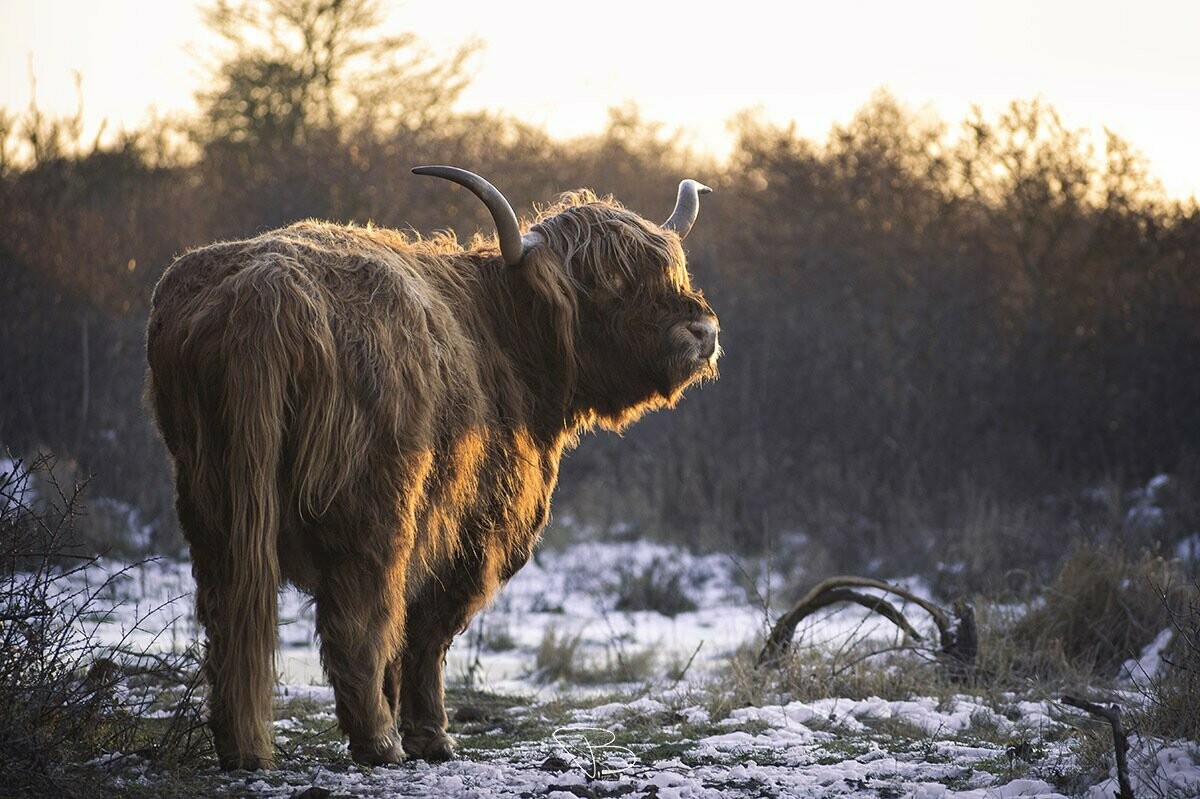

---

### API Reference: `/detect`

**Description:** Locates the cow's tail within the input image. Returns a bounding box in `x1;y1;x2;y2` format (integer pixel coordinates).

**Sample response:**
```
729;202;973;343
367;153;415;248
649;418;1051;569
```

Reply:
207;252;353;766
218;264;295;767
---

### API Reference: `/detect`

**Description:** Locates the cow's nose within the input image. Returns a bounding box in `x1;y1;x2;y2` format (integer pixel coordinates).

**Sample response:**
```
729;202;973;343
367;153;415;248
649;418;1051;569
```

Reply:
688;318;719;359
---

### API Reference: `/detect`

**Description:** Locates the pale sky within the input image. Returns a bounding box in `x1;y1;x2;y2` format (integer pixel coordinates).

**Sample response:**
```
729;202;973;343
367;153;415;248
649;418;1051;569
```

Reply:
2;0;1198;199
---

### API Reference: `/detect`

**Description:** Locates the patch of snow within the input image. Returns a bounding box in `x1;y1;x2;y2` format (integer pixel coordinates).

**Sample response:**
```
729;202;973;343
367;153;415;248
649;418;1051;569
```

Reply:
1147;473;1171;498
1083;736;1200;799
1120;627;1175;687
43;543;1200;798
1081;484;1117;506
1126;504;1165;530
1124;473;1172;532
68;540;958;693
587;696;668;721
724;701;840;734
726;696;1010;739
1010;700;1059;731
1175;532;1200;563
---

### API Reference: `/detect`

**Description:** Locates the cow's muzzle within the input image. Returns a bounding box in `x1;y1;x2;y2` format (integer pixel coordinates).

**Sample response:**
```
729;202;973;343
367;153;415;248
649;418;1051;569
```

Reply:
687;318;719;362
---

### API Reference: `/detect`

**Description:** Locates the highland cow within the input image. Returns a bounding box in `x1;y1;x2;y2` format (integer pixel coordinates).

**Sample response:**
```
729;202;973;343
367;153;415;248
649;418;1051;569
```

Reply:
145;166;719;770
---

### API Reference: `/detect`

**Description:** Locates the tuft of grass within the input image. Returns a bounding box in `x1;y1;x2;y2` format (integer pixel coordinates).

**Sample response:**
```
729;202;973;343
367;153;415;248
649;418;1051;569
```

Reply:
611;556;699;617
531;625;657;685
1009;543;1185;681
532;626;586;684
723;630;962;713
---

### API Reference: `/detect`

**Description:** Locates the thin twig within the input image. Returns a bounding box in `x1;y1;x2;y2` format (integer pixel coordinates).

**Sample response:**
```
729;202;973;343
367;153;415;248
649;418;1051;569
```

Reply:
668;640;704;691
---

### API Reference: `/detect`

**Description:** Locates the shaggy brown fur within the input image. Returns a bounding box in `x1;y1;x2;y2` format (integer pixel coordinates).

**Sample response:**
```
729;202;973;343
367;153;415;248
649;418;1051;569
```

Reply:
145;188;719;770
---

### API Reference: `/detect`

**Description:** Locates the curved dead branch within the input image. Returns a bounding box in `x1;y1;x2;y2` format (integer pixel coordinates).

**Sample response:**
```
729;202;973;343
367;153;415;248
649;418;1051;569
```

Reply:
789;587;927;642
1061;695;1133;799
757;575;976;676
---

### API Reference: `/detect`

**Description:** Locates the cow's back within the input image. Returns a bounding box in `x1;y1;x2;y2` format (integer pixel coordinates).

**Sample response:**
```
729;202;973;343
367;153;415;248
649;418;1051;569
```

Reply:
146;222;493;556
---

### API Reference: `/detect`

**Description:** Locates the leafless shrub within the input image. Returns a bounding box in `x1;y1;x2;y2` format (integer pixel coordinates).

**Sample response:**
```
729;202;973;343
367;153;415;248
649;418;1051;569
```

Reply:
0;455;209;794
1137;581;1200;742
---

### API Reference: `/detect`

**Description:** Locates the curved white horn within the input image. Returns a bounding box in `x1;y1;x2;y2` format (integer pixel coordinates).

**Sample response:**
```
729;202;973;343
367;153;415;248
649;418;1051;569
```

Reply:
662;179;713;238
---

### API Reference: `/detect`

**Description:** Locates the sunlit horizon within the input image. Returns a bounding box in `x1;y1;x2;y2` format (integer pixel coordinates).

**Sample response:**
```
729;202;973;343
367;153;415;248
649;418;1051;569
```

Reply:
2;0;1198;200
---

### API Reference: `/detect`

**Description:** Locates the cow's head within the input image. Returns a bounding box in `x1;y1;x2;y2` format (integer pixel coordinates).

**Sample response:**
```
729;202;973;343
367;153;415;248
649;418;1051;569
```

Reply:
414;166;719;429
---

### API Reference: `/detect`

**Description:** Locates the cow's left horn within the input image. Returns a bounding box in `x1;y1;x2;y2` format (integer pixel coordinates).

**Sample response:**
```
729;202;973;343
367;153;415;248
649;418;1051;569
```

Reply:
413;166;529;266
662;179;713;239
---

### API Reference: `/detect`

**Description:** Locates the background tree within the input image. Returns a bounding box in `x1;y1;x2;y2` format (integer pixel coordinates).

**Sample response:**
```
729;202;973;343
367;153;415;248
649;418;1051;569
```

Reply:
196;0;477;149
1;5;1197;585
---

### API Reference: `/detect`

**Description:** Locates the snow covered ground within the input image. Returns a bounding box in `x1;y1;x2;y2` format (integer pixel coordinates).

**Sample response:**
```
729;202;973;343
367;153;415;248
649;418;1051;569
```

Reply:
55;540;1200;797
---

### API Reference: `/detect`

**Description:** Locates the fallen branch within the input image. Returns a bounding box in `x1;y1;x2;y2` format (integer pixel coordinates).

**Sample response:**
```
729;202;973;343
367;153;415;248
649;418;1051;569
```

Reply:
757;576;976;677
1061;695;1133;799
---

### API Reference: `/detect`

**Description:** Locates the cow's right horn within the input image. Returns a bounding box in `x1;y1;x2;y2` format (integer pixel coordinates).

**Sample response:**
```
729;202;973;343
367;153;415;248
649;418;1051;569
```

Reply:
662;179;713;239
412;166;531;266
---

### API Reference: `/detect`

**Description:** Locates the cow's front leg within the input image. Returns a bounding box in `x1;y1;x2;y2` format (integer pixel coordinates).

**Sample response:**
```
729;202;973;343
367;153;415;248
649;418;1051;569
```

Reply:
400;561;496;761
397;609;457;761
315;561;406;766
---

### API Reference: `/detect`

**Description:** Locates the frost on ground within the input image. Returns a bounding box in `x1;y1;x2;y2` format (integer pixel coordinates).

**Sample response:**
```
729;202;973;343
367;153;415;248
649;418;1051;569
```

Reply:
60;540;1200;798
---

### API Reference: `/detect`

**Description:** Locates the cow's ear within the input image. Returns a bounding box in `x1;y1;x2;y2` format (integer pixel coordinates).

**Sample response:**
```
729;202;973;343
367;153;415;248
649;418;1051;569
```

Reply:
516;232;545;265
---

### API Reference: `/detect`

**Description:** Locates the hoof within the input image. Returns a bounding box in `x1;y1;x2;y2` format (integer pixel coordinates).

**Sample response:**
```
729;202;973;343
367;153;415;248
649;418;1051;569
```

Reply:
402;723;456;761
210;719;274;771
350;733;406;766
218;752;274;771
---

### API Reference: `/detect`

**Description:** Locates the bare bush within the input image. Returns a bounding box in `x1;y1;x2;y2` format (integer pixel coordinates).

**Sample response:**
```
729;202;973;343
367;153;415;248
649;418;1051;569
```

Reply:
0;456;209;794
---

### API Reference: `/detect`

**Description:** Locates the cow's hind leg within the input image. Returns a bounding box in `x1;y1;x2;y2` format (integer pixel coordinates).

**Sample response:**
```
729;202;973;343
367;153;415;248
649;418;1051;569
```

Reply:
315;560;406;766
182;495;277;770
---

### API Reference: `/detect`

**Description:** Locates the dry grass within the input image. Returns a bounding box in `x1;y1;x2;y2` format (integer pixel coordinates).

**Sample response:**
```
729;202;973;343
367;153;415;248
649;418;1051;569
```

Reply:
1136;582;1200;742
532;625;657;686
720;617;967;717
1009;544;1184;681
721;543;1197;737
